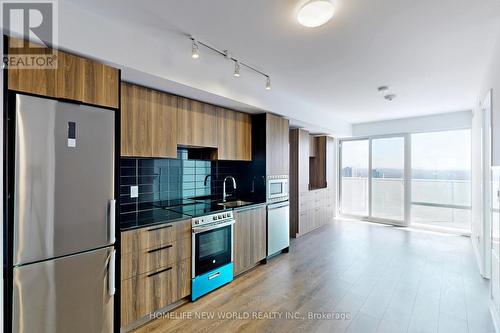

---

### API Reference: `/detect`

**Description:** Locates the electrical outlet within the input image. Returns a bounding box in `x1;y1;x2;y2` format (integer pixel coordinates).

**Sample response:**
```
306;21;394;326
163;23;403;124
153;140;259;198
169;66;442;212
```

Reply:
130;186;139;198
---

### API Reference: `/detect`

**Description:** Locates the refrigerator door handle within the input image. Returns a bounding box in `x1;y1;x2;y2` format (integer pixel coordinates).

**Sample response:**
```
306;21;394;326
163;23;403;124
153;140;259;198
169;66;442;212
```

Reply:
108;249;116;296
109;199;116;244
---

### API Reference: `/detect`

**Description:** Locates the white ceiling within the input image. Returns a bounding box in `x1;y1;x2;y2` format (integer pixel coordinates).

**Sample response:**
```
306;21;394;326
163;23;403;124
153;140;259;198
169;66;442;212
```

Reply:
59;0;500;135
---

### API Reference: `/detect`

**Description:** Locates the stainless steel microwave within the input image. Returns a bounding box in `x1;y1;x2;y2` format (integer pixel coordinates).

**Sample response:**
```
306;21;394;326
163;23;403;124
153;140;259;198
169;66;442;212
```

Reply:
266;175;289;202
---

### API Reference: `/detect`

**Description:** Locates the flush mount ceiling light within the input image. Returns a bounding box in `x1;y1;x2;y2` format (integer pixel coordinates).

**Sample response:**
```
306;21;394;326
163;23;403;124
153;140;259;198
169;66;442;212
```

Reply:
297;0;335;28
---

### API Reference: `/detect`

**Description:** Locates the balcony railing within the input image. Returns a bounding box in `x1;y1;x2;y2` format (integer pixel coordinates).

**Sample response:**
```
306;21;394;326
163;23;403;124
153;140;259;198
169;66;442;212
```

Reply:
340;177;471;229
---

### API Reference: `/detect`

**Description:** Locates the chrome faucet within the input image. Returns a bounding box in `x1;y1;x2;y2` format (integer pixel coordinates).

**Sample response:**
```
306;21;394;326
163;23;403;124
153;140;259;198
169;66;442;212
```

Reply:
223;176;237;202
204;174;211;187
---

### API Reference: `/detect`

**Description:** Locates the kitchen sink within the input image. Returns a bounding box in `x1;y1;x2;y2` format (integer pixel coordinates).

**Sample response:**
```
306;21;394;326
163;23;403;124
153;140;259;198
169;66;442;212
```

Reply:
216;200;254;208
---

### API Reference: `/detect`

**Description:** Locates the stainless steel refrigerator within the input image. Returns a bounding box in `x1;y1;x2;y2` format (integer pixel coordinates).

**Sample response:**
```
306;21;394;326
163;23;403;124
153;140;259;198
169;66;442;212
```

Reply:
11;94;116;333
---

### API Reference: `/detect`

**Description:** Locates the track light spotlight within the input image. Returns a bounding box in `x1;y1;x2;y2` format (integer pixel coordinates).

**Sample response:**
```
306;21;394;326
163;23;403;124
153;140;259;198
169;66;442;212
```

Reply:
234;61;240;77
266;76;271;90
191;39;199;59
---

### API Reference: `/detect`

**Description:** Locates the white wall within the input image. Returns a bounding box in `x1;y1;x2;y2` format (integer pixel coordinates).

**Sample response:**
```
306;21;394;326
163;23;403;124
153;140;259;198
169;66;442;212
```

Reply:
476;30;500;332
480;36;500;167
352;111;472;137
471;106;487;278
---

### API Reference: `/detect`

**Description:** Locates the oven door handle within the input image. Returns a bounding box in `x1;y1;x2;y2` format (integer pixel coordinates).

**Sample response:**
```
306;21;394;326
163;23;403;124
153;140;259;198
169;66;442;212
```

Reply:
192;220;235;234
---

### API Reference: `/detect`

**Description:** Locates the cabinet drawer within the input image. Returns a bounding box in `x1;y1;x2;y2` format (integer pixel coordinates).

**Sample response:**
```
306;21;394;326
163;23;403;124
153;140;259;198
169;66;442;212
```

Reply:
121;258;191;327
121;237;191;280
121;219;191;255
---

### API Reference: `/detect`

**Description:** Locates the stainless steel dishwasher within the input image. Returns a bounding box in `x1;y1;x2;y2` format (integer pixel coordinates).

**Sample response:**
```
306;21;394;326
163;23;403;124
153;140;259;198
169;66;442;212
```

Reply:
267;201;290;256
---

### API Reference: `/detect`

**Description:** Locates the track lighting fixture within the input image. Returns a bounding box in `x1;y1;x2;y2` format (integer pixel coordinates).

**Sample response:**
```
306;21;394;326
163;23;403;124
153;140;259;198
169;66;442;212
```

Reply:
377;86;389;94
189;36;271;90
384;94;397;102
234;61;240;77
191;39;199;59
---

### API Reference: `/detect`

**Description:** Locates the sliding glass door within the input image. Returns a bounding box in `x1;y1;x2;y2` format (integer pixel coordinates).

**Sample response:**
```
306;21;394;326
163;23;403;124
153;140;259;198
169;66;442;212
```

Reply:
339;139;369;216
371;137;406;222
339;135;408;225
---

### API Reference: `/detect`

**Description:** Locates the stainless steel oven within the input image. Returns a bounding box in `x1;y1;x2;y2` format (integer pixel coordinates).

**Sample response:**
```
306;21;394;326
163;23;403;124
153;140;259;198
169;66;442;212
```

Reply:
266;175;289;203
192;211;234;278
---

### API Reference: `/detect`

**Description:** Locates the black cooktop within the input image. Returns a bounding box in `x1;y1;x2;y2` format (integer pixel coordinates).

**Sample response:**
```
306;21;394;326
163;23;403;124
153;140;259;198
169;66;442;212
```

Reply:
166;202;228;217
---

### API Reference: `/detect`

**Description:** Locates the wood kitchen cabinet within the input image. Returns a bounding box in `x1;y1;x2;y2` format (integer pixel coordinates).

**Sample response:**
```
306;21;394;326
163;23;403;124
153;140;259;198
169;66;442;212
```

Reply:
177;97;218;148
7;37;58;98
7;37;119;108
217;107;252;161
121;219;191;328
151;90;178;157
290;129;335;237
120;82;177;158
233;205;267;276
309;136;328;190
80;58;119;108
266;113;290;176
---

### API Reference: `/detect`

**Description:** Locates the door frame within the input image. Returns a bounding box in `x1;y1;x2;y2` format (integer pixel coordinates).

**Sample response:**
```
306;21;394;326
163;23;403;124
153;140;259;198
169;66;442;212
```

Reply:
482;90;493;279
338;133;410;226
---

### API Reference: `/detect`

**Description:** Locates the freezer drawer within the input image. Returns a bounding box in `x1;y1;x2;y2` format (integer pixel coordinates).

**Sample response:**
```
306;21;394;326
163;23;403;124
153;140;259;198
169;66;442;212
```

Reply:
12;247;115;333
267;201;290;256
14;94;115;265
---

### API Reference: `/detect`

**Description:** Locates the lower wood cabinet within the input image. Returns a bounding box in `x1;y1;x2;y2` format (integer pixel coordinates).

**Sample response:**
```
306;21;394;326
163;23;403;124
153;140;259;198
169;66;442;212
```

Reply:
121;237;191;280
121;219;192;328
233;205;267;276
121;219;191;254
296;189;334;236
121;258;191;327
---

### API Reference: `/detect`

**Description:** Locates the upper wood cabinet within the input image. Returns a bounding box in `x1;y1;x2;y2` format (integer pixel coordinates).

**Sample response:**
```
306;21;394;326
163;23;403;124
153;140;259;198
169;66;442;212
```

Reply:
151;90;178;158
7;38;58;98
309;136;327;190
7;37;119;108
121;82;177;158
81;58;119;108
217;107;252;161
266;114;290;176
177;97;218;148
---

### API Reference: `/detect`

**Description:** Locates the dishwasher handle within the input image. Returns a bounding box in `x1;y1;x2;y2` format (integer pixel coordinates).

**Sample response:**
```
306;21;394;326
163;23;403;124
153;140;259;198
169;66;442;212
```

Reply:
267;201;289;210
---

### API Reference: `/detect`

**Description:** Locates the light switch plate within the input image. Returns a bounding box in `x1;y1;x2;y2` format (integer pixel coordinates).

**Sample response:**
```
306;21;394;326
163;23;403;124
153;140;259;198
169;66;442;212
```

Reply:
130;186;139;198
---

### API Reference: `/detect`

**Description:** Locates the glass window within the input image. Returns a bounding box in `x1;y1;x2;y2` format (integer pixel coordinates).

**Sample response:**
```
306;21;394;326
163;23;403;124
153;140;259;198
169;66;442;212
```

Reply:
411;129;471;231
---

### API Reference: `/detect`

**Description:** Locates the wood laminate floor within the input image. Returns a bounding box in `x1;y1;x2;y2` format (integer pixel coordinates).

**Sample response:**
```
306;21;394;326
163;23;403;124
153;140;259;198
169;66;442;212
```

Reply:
134;219;494;333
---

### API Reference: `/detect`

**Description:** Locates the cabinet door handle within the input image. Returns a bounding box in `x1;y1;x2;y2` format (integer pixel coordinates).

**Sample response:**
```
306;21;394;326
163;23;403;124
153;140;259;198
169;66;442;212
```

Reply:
147;267;172;278
147;224;172;232
147;245;172;253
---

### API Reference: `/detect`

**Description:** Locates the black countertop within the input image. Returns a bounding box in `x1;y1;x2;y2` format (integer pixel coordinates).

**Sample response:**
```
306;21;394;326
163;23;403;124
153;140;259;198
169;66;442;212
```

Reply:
120;209;191;231
120;194;267;231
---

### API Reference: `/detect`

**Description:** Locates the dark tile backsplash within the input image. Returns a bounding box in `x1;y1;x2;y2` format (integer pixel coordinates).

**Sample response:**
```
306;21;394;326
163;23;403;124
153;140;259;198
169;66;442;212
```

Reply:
120;149;265;227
